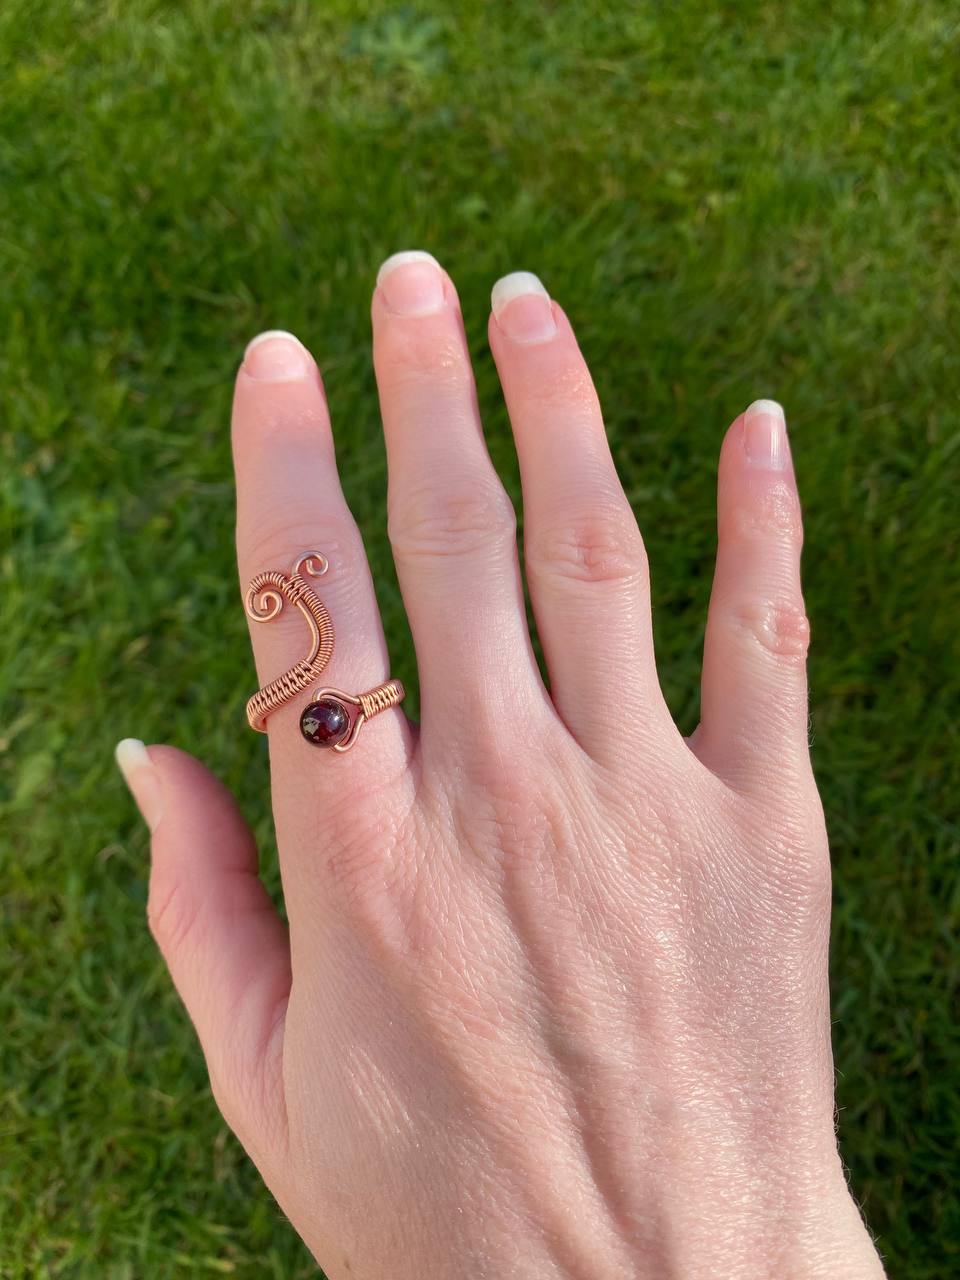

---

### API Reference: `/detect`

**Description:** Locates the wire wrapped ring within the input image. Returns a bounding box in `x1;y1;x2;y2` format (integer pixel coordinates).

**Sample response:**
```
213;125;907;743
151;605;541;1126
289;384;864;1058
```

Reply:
244;551;405;752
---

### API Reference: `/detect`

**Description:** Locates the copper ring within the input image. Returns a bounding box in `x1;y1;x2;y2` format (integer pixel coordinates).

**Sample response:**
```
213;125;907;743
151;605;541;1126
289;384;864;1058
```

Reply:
244;550;405;752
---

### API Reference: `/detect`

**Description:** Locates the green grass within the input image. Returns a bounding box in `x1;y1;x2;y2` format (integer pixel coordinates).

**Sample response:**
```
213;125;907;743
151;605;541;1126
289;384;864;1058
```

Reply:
1;0;957;1274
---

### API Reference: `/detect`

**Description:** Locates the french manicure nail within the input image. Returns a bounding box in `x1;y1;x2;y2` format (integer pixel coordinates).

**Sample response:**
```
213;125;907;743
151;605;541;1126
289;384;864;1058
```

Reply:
377;250;446;316
115;738;164;832
243;330;313;382
491;271;557;344
743;399;789;469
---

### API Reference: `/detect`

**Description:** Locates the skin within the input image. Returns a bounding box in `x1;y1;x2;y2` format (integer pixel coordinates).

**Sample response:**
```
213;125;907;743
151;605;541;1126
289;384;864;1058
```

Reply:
118;253;886;1278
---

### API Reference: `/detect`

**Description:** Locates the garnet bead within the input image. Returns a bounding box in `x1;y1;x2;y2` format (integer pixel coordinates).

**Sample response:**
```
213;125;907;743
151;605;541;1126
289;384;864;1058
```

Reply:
300;697;349;747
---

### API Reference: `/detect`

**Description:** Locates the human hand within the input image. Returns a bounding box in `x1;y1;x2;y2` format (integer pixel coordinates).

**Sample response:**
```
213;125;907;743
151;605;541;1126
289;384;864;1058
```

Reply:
118;254;885;1278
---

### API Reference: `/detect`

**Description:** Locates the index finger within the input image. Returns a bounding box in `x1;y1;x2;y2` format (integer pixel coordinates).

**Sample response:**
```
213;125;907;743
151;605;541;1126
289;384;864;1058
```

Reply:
231;330;414;852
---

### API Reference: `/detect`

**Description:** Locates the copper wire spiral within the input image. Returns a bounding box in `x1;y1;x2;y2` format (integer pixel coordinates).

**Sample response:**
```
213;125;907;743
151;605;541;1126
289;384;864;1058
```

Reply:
244;553;334;732
243;552;405;749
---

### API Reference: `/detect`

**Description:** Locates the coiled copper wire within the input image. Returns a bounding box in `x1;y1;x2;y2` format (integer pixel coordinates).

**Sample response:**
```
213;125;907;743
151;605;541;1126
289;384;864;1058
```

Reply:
244;552;405;751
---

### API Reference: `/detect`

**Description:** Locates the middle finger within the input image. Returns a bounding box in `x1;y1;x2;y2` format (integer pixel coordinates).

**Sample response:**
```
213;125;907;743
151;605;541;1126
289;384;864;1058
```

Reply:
371;252;550;762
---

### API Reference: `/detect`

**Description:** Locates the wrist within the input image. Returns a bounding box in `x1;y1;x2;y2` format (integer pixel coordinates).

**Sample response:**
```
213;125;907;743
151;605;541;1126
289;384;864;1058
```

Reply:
591;1152;885;1280
442;1149;884;1280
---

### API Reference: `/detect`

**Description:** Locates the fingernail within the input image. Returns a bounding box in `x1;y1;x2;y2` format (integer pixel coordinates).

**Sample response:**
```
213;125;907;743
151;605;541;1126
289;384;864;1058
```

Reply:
743;399;789;469
243;330;313;382
377;250;446;316
491;271;557;344
115;738;163;832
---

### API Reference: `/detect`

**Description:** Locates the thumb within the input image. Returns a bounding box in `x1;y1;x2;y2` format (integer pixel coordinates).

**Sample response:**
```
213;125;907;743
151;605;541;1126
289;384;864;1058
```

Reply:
116;739;290;1161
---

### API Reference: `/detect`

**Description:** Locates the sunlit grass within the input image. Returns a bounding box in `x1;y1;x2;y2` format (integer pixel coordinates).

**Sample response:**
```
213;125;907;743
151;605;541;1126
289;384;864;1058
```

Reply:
1;0;957;1274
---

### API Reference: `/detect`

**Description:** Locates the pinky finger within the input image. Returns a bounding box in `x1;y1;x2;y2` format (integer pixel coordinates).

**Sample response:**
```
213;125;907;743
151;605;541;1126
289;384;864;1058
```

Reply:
692;401;813;796
116;739;291;1164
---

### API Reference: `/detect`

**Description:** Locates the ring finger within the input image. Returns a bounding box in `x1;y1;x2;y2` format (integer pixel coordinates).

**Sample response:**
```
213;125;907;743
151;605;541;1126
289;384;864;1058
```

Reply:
487;273;679;764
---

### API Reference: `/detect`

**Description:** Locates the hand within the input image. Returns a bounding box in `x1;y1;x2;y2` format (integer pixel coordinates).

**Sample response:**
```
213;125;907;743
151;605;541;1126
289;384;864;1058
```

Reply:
118;254;885;1278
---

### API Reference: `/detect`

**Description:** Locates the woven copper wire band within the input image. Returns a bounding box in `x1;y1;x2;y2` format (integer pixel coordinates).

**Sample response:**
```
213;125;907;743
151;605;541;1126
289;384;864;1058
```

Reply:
357;679;405;719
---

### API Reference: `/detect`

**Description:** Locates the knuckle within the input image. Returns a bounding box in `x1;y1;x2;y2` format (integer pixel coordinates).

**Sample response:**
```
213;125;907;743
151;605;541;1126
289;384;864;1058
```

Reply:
207;1064;245;1135
441;756;561;868
728;482;804;545
733;596;811;662
525;361;601;414
751;806;833;924
147;875;201;956
248;400;331;444
801;842;834;917
377;325;473;389
241;513;361;580
526;506;647;587
389;483;516;562
208;1006;288;1151
321;822;418;956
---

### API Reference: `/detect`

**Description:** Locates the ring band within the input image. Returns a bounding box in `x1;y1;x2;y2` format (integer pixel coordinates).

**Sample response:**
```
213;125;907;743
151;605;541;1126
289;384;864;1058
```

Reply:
244;550;405;752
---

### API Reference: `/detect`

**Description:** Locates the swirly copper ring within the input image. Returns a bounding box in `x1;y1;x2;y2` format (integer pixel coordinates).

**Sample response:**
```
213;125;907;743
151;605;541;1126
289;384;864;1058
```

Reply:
244;550;405;752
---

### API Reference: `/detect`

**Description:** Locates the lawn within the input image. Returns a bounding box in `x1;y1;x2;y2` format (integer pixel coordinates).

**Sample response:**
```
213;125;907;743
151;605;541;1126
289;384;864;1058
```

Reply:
1;0;957;1275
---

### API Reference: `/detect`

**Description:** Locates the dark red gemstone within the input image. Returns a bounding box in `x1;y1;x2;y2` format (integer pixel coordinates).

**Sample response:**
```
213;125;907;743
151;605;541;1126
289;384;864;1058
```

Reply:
300;698;349;747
